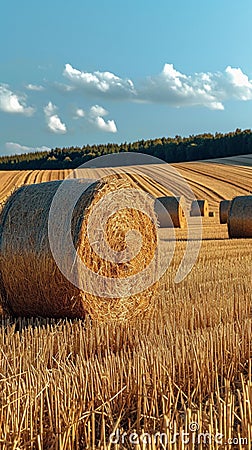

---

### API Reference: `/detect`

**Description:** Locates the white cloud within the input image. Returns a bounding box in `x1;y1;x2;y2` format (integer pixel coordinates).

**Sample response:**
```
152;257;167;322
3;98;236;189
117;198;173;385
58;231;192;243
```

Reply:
47;116;67;134
89;105;108;118
62;62;252;110
138;64;225;110
87;104;117;133
5;142;50;155
44;101;67;134
0;84;35;115
63;63;135;98
25;84;45;91
74;108;86;118
94;116;117;133
74;103;117;132
44;102;55;116
225;66;251;88
224;66;252;100
138;64;252;109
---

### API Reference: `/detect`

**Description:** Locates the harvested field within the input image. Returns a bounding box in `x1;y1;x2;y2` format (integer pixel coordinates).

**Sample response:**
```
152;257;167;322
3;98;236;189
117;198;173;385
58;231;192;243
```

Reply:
0;154;251;207
0;154;251;448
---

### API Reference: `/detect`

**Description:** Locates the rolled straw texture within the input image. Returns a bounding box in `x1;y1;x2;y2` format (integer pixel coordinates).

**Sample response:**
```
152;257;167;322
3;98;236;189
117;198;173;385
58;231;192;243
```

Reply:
227;195;252;238
190;199;209;217
0;175;158;321
219;200;231;224
154;196;186;228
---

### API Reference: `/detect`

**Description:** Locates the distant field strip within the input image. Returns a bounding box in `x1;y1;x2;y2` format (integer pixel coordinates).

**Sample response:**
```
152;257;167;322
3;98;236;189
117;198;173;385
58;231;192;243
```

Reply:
0;155;251;212
205;153;252;166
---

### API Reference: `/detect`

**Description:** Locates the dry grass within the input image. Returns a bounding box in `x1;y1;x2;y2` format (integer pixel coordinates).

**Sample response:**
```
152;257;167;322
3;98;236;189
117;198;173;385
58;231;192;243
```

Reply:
0;161;251;448
0;156;251;207
0;234;251;449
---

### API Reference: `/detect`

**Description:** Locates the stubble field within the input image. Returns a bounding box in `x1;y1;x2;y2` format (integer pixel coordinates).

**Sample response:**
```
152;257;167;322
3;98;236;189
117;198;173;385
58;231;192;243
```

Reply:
0;155;251;449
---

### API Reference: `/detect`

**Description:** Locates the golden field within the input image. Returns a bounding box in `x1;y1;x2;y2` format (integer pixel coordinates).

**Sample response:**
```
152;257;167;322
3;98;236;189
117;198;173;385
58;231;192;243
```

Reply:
0;155;251;449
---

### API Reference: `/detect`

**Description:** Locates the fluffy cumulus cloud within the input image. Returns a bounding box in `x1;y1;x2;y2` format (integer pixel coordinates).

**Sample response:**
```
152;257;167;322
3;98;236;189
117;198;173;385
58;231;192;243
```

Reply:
94;116;117;133
44;102;67;134
0;84;35;115
223;66;252;100
89;105;108;118
5;142;50;155
138;64;223;109
74;108;85;118
62;63;252;110
139;64;252;109
89;105;117;133
2;62;252;150
75;104;117;133
63;63;135;98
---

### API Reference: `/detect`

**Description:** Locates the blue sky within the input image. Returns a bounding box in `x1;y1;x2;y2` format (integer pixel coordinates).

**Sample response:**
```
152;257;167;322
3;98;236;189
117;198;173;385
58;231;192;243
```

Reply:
1;0;252;156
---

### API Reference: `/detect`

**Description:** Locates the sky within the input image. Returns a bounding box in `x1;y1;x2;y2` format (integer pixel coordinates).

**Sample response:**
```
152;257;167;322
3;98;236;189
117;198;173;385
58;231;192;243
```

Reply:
1;0;252;156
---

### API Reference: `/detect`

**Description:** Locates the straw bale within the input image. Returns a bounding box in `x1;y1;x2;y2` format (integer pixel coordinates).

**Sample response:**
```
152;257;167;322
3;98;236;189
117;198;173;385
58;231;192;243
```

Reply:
190;199;209;217
154;196;186;228
0;175;158;321
219;200;231;224
227;195;252;238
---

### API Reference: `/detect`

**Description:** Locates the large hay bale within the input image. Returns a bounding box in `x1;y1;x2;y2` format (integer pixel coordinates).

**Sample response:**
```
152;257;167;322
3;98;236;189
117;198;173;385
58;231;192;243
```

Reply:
219;200;231;224
190;199;209;217
0;175;158;321
154;196;186;228
227;195;252;238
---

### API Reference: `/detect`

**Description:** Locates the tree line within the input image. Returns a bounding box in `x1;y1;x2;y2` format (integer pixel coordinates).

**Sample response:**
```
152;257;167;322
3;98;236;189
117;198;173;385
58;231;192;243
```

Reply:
0;128;251;170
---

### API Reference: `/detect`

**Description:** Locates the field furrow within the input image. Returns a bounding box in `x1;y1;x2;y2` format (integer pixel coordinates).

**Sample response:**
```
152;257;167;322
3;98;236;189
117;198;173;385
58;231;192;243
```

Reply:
0;158;251;216
0;154;251;449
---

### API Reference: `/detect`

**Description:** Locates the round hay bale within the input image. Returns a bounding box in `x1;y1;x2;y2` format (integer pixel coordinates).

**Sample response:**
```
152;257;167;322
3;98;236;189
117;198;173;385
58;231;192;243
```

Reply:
0;175;158;321
208;211;216;217
154;196;186;228
219;200;231;224
228;195;252;238
190;199;209;217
